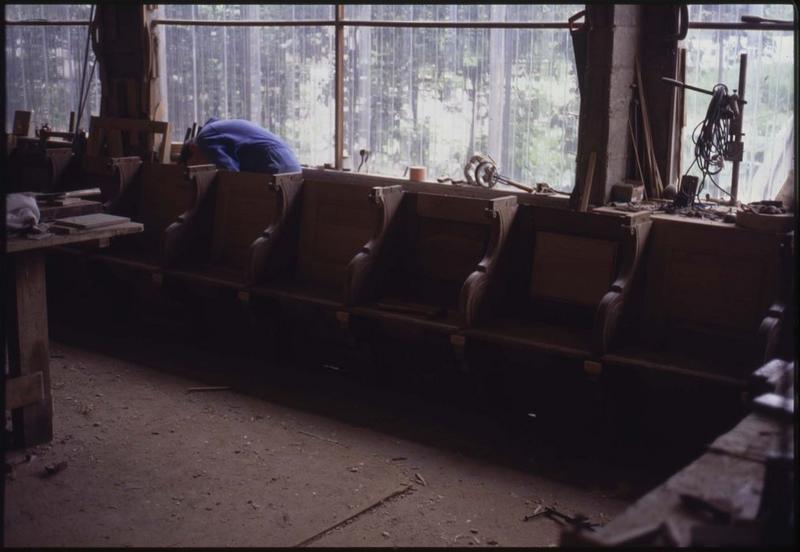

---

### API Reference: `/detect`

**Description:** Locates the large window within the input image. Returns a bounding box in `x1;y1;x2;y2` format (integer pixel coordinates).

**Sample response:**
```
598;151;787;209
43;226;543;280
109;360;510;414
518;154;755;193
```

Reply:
342;5;580;190
161;5;335;165
5;4;100;133
681;4;795;203
157;4;582;191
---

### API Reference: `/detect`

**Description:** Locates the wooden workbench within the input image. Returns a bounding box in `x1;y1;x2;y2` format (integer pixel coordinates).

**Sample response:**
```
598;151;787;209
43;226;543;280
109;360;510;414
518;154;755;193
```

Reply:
5;222;143;448
561;409;793;546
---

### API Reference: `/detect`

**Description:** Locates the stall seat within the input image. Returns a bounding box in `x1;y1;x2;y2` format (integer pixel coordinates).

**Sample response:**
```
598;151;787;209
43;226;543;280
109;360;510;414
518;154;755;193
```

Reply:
463;207;651;360
350;192;518;336
602;215;792;385
248;178;404;309
89;163;218;273
165;171;302;291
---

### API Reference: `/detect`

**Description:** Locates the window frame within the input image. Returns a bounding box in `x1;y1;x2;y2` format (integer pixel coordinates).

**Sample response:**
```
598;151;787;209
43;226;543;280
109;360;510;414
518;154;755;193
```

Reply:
8;6;793;197
150;5;576;171
7;5;582;181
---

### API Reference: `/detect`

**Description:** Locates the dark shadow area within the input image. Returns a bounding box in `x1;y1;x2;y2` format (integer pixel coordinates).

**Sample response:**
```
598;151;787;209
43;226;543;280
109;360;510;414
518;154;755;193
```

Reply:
46;265;749;502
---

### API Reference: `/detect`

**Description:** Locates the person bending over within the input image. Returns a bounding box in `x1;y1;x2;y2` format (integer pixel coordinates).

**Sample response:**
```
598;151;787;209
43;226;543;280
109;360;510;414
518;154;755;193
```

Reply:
179;118;301;174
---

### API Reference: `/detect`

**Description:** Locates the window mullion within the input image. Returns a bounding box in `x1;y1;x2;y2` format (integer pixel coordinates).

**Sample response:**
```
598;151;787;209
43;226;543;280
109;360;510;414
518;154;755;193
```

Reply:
334;4;344;169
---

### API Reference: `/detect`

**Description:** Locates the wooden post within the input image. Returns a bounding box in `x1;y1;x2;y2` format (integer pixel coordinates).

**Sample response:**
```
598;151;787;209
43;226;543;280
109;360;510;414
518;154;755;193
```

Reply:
729;53;747;204
578;152;597;212
640;5;681;192
573;5;644;206
334;5;345;169
6;252;53;447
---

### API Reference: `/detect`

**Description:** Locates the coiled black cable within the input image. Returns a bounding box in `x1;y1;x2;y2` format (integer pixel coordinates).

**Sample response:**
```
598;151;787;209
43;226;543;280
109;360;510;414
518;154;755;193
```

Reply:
694;84;730;175
683;83;734;201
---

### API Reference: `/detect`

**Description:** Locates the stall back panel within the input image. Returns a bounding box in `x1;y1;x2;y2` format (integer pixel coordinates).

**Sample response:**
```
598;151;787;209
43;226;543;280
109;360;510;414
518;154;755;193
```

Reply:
649;245;768;333
296;180;377;291
378;194;491;308
137;164;194;238
642;220;778;337
211;172;279;272
530;232;618;308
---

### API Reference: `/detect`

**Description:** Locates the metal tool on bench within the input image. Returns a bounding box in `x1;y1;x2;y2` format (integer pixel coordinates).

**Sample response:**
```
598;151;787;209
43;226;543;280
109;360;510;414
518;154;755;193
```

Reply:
184;122;202;142
673;175;699;208
463;153;534;193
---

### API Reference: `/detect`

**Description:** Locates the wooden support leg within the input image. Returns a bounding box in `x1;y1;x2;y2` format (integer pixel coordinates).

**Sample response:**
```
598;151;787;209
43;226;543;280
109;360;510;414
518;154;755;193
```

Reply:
237;290;258;328
450;334;469;373
334;311;357;347
6;252;53;447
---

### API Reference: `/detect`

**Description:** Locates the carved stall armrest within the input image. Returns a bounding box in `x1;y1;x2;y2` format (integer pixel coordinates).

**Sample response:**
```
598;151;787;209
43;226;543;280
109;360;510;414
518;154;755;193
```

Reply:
757;301;787;365
160;165;219;267
246;172;304;285
458;198;518;328
103;156;144;211
45;148;74;193
78;155;144;213
344;185;405;306
592;219;652;355
756;233;793;363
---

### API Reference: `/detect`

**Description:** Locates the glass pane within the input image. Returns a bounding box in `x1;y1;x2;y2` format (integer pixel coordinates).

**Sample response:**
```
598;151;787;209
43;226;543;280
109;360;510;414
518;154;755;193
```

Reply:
688;4;795;24
344;4;583;23
681;26;794;203
162;4;334;21
5;4;94;21
5;23;101;132
163;17;335;165
343;25;579;192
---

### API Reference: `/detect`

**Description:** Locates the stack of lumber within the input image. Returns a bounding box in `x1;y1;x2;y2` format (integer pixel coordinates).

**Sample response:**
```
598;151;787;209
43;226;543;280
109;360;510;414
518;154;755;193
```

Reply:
49;213;131;235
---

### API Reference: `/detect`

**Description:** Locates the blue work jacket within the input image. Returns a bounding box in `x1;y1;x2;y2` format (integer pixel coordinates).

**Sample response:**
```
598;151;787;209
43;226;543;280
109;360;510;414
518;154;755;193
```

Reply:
196;118;301;174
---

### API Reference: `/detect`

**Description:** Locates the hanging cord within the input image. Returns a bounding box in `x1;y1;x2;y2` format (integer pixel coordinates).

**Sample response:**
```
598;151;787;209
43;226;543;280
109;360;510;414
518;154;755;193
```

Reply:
683;83;735;202
74;4;96;135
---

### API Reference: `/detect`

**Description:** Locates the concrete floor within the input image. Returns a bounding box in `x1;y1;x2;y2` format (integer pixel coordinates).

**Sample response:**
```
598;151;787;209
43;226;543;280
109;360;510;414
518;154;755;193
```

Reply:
4;295;716;548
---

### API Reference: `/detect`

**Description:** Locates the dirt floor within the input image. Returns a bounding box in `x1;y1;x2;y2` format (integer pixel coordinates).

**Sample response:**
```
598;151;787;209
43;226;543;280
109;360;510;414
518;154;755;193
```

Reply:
4;339;629;548
3;290;727;548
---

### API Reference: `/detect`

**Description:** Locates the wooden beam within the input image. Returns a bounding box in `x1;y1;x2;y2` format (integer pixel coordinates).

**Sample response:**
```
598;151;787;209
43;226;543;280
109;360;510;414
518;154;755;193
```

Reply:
6;252;53;446
640;5;680;192
148;19;571;29
6;373;45;411
578;152;597;212
334;5;344;169
689;21;794;31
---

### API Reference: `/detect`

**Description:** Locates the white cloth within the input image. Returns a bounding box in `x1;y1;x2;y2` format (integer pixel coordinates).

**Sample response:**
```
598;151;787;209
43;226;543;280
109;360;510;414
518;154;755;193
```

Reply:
6;193;40;231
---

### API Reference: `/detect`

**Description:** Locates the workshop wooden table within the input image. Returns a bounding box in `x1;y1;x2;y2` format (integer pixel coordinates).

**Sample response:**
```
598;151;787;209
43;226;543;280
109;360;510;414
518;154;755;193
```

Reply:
561;409;794;546
4;222;143;448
